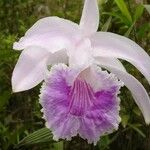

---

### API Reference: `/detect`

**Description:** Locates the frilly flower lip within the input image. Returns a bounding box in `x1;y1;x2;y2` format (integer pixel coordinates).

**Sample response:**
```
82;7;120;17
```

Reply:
39;64;123;145
12;0;150;124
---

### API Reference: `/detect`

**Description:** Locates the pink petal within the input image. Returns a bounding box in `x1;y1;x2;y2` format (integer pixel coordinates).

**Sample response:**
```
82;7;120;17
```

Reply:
91;32;150;85
97;61;150;124
13;17;81;53
48;49;68;65
95;57;126;72
12;46;49;92
68;39;93;71
79;0;99;36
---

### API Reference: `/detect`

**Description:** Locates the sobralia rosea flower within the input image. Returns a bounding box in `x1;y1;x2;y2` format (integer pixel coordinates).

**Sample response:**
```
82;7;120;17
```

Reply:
12;0;150;143
39;64;123;144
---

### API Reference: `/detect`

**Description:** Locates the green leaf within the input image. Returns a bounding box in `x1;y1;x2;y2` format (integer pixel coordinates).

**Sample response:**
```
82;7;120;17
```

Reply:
53;141;63;150
124;23;134;37
17;128;53;147
144;5;150;14
137;23;150;38
98;136;110;149
0;91;11;111
114;0;132;24
103;12;131;26
128;124;146;138
133;5;144;22
133;107;141;116
121;114;130;127
0;50;15;60
101;16;112;31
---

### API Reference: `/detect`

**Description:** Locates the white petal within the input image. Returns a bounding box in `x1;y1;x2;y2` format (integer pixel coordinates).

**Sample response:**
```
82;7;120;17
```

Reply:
68;39;93;70
95;57;126;72
79;0;99;36
12;47;49;92
13;17;81;53
91;32;150;84
96;60;150;124
48;49;68;65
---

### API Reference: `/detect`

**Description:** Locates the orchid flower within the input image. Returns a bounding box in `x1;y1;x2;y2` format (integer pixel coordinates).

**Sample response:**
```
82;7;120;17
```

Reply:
12;0;150;144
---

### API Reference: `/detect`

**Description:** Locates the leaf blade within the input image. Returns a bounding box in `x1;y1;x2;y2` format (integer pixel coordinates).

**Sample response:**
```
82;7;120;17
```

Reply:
17;128;54;147
114;0;132;24
144;5;150;14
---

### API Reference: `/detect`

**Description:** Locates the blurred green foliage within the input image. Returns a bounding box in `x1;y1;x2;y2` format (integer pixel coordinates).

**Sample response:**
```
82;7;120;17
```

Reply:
0;0;150;150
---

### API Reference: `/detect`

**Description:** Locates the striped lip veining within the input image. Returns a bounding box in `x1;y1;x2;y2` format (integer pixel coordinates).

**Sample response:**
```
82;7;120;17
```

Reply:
39;64;123;144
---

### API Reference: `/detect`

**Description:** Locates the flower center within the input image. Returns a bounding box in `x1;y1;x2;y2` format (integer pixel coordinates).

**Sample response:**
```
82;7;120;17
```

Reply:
68;78;95;116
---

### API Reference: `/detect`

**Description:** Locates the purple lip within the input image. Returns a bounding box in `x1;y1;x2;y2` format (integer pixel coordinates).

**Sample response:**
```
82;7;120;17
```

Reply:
39;64;122;145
